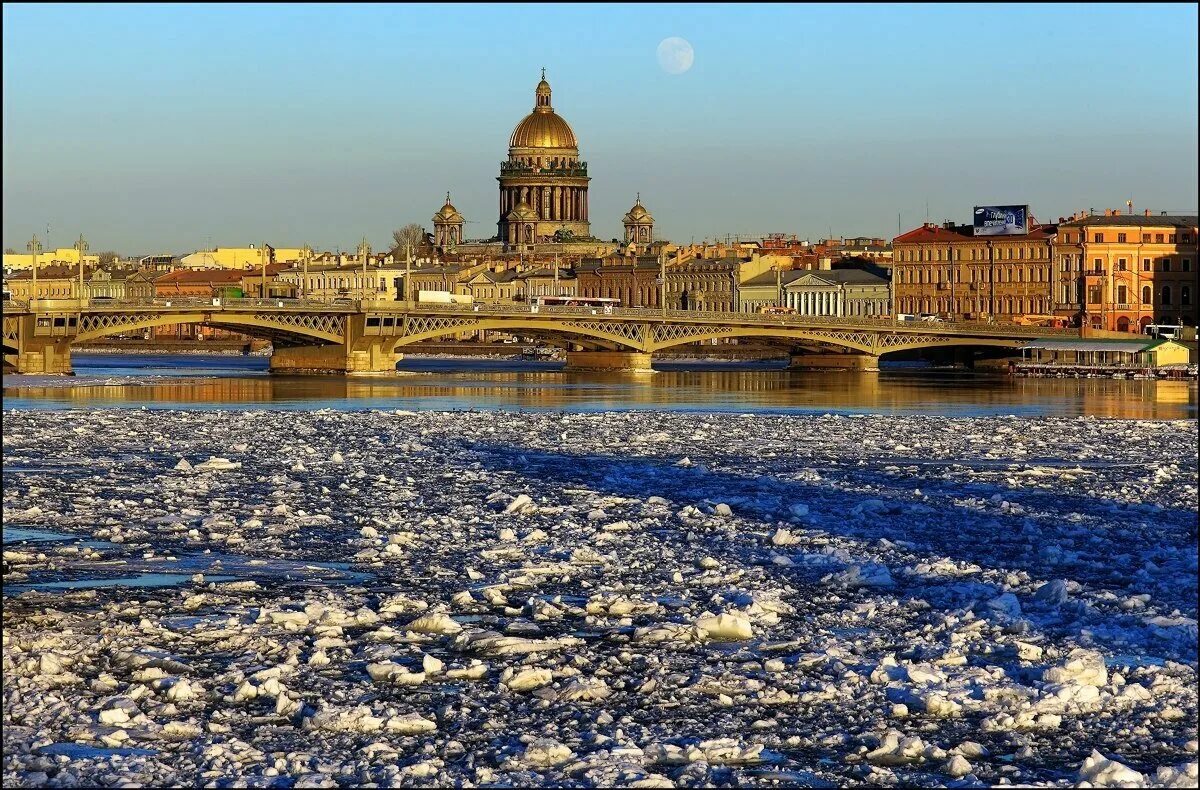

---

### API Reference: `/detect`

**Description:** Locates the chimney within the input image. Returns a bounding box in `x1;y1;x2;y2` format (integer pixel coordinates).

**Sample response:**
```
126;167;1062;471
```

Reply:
1104;209;1113;216
1144;209;1152;217
1113;209;1121;216
942;220;954;229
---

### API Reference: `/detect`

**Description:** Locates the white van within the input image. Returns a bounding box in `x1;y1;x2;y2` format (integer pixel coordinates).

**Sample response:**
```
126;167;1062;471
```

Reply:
896;313;917;322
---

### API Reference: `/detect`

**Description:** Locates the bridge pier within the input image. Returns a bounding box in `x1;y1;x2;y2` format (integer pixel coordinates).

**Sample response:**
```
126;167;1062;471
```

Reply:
8;337;74;375
788;353;880;371
269;341;400;375
564;351;654;372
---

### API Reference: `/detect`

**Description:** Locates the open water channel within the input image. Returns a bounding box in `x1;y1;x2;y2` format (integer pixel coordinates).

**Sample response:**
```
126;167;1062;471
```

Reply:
2;353;1196;418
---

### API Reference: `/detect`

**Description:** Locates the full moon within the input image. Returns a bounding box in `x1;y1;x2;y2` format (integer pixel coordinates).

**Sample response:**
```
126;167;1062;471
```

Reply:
656;37;694;75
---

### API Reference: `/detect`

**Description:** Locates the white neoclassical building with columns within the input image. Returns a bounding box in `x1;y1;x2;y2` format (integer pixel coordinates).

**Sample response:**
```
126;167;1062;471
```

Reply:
783;269;890;318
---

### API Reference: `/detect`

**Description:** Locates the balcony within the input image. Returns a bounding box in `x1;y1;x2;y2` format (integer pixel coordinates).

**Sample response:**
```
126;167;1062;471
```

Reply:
1085;269;1107;277
500;161;588;177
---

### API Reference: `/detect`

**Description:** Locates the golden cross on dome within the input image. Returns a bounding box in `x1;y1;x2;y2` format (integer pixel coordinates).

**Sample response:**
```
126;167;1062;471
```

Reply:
541;67;546;80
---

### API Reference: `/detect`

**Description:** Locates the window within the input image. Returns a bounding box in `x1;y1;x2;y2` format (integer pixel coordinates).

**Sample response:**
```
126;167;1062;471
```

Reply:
1142;286;1151;304
1143;234;1151;243
1183;286;1192;306
1162;286;1172;305
1184;259;1192;272
1117;285;1127;304
1117;258;1127;271
1093;258;1103;273
1117;233;1127;243
1162;258;1172;272
1155;234;1164;243
1168;234;1176;243
1143;259;1151;271
1094;233;1104;243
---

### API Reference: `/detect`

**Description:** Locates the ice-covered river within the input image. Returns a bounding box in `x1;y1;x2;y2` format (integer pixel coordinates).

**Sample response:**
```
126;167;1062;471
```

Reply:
2;356;1197;787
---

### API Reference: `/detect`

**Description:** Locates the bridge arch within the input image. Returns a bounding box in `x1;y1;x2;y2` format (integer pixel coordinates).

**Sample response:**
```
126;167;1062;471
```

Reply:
74;311;346;346
393;317;649;352
644;326;877;355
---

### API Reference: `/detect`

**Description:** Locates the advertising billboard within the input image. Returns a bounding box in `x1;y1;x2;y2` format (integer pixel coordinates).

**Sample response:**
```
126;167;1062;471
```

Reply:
973;205;1029;236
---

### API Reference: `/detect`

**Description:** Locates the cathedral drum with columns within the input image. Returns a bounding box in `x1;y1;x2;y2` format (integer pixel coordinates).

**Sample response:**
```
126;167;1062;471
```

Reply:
498;72;592;247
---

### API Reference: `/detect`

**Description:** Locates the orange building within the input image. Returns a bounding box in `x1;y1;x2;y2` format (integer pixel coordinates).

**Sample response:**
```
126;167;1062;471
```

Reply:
152;269;248;340
154;269;246;298
1052;210;1197;331
892;221;1057;320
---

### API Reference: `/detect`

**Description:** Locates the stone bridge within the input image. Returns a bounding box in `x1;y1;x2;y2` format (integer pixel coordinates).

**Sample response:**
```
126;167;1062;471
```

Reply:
2;298;1076;374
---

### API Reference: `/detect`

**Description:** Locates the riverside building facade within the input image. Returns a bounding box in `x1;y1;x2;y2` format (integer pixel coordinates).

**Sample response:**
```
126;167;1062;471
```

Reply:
892;221;1057;321
1052;210;1197;331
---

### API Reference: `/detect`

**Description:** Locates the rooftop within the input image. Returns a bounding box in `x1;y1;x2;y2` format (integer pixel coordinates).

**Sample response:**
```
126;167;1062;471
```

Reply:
787;269;890;286
1057;214;1197;229
156;269;247;284
894;223;1057;244
741;269;808;287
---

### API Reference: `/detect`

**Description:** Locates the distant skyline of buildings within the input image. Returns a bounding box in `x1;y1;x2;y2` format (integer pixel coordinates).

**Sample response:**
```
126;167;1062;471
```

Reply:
4;5;1196;252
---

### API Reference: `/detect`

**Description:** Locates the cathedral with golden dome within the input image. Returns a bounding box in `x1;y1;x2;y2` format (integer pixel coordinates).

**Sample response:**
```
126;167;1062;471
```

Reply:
431;70;660;257
497;70;592;246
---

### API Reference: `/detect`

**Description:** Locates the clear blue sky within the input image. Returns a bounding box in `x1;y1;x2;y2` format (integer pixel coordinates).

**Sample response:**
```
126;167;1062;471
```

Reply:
3;3;1197;254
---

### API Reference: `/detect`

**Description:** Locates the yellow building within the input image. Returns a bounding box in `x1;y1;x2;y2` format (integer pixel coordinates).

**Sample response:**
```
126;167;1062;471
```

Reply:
276;262;408;301
4;247;100;271
176;246;309;270
4;264;84;299
178;247;271;269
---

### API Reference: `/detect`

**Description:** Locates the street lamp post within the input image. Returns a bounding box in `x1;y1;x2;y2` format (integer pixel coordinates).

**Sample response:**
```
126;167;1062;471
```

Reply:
405;243;413;305
300;244;313;300
659;248;666;317
27;234;42;301
74;234;89;302
775;262;782;312
358;237;372;303
260;242;269;299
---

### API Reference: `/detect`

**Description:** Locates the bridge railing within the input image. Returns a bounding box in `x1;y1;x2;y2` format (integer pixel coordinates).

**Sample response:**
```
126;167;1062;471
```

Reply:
81;297;360;312
5;296;1080;337
389;302;1078;336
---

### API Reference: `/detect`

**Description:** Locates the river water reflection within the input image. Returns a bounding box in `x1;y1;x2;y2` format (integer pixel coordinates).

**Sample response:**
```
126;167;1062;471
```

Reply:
2;354;1196;419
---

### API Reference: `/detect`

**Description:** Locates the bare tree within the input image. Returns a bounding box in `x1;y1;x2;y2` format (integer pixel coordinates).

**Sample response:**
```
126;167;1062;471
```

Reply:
97;251;119;267
4;248;16;255
392;224;425;253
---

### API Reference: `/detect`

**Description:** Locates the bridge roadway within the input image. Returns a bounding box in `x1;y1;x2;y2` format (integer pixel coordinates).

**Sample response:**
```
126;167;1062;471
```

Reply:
2;297;1076;374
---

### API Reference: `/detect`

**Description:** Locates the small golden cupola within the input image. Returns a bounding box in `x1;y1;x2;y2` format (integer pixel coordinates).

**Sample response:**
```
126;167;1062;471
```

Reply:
623;194;654;245
432;192;465;248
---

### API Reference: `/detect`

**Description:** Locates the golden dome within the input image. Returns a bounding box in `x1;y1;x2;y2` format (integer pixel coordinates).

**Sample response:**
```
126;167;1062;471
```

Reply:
433;192;463;223
510;113;578;149
623;194;653;224
509;73;578;149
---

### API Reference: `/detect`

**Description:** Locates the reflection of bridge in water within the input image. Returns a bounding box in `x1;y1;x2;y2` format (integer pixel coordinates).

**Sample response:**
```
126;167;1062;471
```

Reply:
4;367;1192;420
3;298;1077;375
